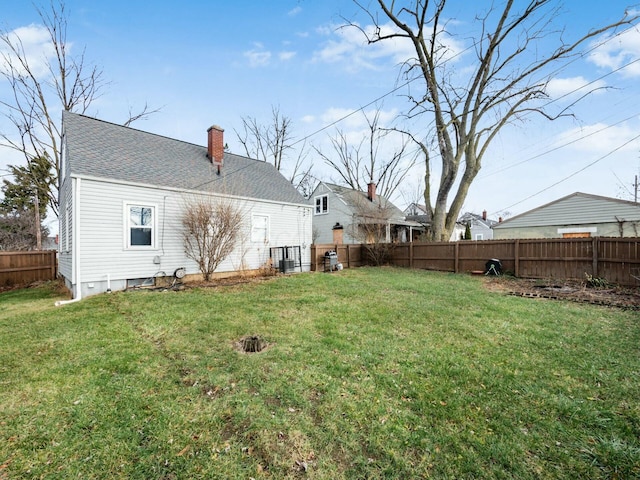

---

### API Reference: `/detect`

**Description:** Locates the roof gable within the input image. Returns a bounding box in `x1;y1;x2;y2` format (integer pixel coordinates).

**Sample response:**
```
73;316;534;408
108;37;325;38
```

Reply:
312;182;406;221
62;111;306;205
494;192;640;229
458;211;498;228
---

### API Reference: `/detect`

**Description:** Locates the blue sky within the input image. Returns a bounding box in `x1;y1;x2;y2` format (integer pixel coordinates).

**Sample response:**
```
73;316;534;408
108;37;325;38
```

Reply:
2;0;640;227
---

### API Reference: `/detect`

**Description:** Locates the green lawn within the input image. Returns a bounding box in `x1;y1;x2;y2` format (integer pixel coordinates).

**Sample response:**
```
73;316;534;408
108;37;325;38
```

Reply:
1;268;639;479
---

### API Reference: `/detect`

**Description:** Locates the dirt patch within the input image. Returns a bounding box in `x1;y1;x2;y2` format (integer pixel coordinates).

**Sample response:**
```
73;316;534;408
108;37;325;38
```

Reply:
234;335;271;354
483;276;640;310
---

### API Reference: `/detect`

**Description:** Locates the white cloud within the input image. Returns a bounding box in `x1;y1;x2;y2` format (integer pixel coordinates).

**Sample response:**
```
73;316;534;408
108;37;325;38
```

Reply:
279;51;296;61
312;21;465;73
0;24;58;78
588;27;640;78
312;22;413;72
243;43;272;67
546;76;607;99
554;122;640;154
288;6;302;17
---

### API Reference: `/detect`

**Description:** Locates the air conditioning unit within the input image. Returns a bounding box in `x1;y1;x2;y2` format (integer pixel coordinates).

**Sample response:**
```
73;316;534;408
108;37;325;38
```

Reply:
279;259;295;273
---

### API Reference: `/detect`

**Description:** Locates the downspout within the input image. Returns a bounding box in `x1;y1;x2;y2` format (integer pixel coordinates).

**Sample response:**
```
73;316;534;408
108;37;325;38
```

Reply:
56;177;82;306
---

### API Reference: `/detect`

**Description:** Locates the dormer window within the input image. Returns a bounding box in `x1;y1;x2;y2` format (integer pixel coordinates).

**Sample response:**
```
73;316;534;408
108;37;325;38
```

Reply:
315;194;328;215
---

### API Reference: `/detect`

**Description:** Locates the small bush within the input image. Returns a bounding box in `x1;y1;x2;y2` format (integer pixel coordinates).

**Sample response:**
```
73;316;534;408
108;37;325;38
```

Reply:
585;272;609;288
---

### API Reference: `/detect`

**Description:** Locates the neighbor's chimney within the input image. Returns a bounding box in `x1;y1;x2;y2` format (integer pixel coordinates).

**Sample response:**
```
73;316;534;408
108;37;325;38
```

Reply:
482;210;487;221
367;182;376;202
498;216;503;223
207;125;224;173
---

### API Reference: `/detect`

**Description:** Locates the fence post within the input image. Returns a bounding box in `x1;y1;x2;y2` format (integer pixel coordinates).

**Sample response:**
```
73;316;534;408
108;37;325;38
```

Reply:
454;242;459;273
514;239;520;277
409;242;414;269
592;237;599;278
50;250;57;279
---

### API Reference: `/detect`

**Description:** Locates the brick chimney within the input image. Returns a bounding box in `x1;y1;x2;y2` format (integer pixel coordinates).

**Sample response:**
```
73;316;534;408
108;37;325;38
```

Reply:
207;125;224;173
482;210;487;221
367;182;376;202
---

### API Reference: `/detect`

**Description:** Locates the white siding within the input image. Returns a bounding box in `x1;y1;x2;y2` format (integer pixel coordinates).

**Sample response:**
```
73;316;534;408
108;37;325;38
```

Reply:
72;177;312;297
495;194;640;229
493;193;640;239
58;175;73;283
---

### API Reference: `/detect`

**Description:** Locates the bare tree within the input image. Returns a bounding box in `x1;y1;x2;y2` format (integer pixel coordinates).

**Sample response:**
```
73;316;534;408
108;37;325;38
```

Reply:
352;1;637;241
182;198;244;281
0;1;157;216
0;2;104;216
315;108;416;201
0;210;48;251
236;105;313;194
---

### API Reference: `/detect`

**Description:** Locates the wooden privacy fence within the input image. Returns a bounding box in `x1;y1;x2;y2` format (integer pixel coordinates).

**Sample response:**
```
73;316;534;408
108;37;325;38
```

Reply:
0;250;58;288
312;238;640;286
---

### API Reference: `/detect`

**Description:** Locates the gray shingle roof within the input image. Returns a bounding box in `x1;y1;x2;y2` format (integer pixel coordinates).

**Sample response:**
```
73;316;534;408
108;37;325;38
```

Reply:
493;192;640;228
63;111;306;205
321;182;415;224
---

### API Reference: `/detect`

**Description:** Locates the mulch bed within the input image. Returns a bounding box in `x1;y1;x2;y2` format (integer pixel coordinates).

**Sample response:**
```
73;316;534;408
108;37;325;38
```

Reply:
483;276;640;310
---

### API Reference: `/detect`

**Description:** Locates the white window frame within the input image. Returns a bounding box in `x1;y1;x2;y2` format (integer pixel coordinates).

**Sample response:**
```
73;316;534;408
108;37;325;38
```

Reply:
124;202;157;249
314;194;328;215
475;233;483;241
251;213;270;243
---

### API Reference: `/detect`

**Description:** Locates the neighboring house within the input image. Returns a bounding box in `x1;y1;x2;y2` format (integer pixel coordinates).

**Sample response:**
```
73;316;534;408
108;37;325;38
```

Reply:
404;203;431;241
311;182;422;244
403;204;497;241
455;211;498;240
59;112;312;299
492;192;640;239
42;236;58;250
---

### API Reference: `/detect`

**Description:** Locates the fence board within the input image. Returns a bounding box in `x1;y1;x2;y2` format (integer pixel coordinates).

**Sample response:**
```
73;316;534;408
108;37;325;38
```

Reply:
312;238;640;286
0;250;58;288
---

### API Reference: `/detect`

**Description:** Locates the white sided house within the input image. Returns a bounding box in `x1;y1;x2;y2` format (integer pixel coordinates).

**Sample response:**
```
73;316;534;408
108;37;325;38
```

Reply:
59;112;312;299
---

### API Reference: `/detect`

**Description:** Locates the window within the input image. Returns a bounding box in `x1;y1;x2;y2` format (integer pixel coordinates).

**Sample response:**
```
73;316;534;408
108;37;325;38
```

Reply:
315;195;328;215
557;227;596;238
126;204;155;248
475;233;483;241
251;214;269;243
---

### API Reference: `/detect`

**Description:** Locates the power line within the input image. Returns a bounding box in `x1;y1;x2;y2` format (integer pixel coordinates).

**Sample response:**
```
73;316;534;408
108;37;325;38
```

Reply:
479;111;640;179
289;18;639;149
494;132;640;214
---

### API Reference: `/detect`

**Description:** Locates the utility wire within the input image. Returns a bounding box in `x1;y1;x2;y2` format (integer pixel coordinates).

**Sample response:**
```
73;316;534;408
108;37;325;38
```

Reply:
479;111;640;179
289;20;639;148
495;132;640;213
192;19;640;195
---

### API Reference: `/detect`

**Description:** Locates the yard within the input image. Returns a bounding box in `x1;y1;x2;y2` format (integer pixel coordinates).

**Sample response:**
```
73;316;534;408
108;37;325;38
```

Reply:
1;267;638;479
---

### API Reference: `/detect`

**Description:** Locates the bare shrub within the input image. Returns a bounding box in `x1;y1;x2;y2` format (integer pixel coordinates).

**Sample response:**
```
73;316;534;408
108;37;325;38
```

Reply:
347;197;396;266
182;199;244;281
